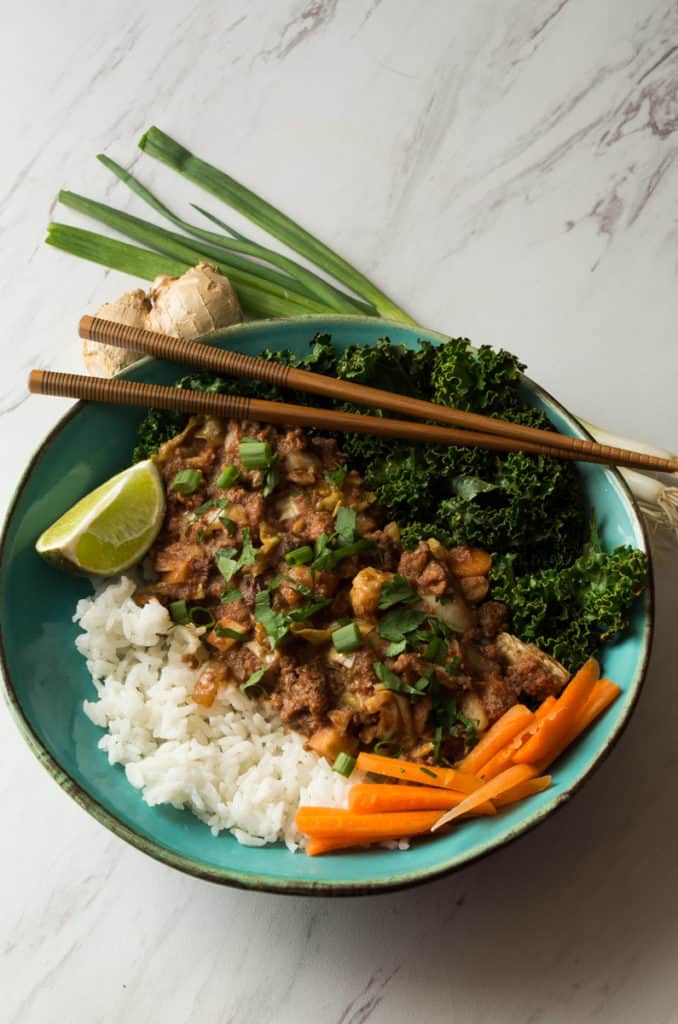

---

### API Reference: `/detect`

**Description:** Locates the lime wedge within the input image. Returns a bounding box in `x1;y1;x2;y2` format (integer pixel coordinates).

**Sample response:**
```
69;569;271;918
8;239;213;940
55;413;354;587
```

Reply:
36;460;166;575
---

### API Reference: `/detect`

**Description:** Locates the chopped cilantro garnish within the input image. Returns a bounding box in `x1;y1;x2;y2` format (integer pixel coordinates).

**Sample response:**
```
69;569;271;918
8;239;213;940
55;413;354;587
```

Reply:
326;466;347;487
335;506;357;544
215;624;249;641
378;608;427;643
377;575;419;609
254;590;290;647
242;668;267;695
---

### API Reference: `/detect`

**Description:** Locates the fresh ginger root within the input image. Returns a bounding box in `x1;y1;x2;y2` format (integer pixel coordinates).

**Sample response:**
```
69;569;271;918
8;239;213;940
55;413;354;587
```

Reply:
82;263;243;376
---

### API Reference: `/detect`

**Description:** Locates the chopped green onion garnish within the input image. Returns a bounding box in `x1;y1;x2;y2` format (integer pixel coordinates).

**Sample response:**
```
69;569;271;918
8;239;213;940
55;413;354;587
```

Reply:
197;529;206;543
332;623;362;653
239;439;272;470
420;766;437;779
284;545;314;566
221;588;243;604
171;469;202;494
219;515;237;535
263;457;280;497
190;606;215;629
335;505;357;544
373;739;400;755
326;466;347;487
169;599;191;624
242;668;267;695
217;465;240;489
433;726;443;764
215;624;248;641
332;752;356;778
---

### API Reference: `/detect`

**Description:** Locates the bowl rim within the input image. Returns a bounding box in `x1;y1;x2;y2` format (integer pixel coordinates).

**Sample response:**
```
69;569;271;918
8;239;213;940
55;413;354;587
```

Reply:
0;315;654;896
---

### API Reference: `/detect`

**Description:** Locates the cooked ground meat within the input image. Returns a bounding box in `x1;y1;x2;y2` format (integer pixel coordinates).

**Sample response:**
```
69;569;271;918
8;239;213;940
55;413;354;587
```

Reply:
478;601;510;643
145;415;568;764
273;654;331;733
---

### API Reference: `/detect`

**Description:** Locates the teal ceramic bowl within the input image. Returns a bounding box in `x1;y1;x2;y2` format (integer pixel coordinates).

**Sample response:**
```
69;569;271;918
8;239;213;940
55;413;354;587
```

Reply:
0;317;652;894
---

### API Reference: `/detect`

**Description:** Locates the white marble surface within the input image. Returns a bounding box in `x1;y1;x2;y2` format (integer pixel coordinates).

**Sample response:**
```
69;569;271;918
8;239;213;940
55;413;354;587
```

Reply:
2;1;678;1020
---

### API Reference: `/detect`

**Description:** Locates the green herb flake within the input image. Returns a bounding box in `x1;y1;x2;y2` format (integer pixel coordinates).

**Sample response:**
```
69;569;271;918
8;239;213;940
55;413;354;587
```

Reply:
377;575;419;609
378;608;428;643
254;590;290;647
219;515;237;535
215;624;248;641
242;668;267;695
326;466;347;487
335;505;357;544
169;599;191;625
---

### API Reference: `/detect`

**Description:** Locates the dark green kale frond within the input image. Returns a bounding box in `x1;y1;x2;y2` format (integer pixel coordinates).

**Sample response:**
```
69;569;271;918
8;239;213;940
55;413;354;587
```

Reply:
491;523;647;669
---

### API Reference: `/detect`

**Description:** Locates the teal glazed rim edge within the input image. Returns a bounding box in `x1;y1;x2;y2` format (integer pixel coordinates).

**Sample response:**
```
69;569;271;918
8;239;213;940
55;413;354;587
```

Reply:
0;315;654;896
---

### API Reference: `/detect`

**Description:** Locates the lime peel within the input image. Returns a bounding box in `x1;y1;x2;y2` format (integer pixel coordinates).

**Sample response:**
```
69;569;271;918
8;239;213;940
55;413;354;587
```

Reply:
36;460;165;576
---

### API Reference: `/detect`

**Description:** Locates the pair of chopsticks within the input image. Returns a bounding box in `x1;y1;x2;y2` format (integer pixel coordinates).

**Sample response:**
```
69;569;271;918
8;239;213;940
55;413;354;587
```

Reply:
27;316;678;474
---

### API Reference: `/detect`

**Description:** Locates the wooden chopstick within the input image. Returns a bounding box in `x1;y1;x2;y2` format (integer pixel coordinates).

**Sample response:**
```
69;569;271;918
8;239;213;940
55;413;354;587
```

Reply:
27;368;674;472
78;315;678;474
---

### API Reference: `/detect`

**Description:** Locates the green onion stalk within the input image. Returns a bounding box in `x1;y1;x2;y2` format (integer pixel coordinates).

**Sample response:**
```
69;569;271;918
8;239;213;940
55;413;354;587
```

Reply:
578;418;678;536
46;126;413;325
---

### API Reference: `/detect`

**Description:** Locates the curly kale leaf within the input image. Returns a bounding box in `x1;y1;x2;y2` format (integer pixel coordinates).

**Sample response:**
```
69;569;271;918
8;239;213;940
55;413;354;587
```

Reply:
491;523;647;669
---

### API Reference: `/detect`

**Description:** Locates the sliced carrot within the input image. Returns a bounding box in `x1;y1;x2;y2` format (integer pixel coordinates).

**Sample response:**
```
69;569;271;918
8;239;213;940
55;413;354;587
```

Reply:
432;764;538;830
493;774;552;807
512;704;574;765
304;804;499;855
513;658;600;766
306;837;371;856
459;703;533;776
349;784;467;813
535;678;621;771
348;784;496;815
557;657;600;712
356;752;481;793
295;807;442;839
479;697;556;781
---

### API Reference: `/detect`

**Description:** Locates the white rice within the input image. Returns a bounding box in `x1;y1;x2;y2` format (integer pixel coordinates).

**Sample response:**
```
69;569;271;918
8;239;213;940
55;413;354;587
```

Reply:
74;576;354;849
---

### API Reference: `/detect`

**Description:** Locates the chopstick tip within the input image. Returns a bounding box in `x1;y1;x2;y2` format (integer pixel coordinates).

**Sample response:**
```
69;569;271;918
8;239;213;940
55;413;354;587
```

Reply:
28;369;45;394
79;314;95;340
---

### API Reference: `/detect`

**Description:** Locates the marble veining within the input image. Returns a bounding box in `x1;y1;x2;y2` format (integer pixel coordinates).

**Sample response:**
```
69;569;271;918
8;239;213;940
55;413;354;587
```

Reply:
1;1;678;1021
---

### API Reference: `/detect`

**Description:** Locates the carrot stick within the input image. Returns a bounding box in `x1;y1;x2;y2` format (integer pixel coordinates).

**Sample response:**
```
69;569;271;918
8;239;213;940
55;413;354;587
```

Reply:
459;704;533;775
479;697;556;781
432;764;538;830
535;678;621;771
348;784;496;814
356;752;481;793
306;836;371;856
349;784;467;813
295;806;442;839
493;774;552;807
304;803;499;855
513;658;600;766
512;704;574;765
